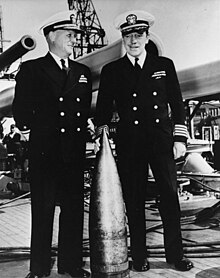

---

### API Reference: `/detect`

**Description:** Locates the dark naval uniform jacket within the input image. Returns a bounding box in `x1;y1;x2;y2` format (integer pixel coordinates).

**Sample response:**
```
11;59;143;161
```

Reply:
96;53;187;158
95;53;187;263
12;52;92;274
13;52;92;165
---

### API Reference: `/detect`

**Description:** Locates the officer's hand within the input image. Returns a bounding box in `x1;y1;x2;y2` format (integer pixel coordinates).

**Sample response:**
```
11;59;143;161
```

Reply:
94;137;100;154
93;125;109;154
173;142;186;160
87;118;96;140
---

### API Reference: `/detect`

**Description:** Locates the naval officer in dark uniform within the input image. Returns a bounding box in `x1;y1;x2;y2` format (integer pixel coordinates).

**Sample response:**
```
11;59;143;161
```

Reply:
95;10;193;272
12;10;92;278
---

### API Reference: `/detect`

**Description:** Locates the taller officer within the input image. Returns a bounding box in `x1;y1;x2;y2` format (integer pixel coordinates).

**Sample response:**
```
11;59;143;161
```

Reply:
95;10;193;272
12;11;92;278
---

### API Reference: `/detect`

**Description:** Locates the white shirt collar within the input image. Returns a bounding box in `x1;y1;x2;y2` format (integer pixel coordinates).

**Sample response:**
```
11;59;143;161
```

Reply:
49;51;69;69
127;50;147;68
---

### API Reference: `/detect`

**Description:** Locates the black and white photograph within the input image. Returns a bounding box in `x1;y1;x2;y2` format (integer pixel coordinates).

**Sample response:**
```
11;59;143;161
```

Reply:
0;0;220;277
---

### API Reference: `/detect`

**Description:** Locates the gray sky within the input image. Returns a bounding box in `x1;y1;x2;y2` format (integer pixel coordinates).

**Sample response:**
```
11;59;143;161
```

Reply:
1;0;220;70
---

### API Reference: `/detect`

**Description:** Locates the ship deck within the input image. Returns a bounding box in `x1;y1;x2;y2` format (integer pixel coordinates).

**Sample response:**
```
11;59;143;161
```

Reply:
0;186;220;278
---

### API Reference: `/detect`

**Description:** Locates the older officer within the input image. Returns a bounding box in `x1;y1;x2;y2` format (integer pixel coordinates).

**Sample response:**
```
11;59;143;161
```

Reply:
95;10;193;272
13;11;92;278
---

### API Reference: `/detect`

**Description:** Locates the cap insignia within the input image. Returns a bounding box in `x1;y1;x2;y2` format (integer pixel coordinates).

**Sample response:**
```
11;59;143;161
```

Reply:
126;14;137;25
70;13;77;25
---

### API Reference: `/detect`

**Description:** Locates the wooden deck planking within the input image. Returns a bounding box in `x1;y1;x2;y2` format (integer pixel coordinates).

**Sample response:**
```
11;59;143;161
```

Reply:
0;193;220;277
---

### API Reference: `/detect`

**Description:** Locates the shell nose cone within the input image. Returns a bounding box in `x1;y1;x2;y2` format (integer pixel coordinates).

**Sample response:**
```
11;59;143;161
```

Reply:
89;128;129;277
91;127;126;229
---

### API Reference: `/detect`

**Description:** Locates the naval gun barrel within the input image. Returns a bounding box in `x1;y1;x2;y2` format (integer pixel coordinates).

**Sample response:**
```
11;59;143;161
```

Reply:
0;35;36;72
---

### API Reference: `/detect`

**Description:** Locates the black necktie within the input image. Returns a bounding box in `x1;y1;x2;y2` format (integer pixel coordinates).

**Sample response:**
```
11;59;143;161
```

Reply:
134;57;141;72
134;57;142;81
60;59;69;75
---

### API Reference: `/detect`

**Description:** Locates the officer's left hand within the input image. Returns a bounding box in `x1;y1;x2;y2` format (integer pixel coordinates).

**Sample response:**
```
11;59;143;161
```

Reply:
94;137;100;154
173;142;186;160
87;118;96;140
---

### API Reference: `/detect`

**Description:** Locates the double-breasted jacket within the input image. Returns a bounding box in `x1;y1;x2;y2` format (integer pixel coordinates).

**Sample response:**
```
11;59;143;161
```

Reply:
95;53;187;159
13;53;92;165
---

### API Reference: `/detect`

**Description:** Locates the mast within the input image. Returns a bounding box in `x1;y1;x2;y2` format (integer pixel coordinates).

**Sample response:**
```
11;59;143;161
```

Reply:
67;0;107;58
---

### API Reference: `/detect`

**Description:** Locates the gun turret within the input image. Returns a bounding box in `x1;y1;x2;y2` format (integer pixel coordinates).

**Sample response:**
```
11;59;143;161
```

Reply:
0;35;36;72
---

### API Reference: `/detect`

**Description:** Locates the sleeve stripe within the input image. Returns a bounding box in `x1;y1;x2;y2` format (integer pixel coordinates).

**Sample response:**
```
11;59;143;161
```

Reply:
174;124;188;137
